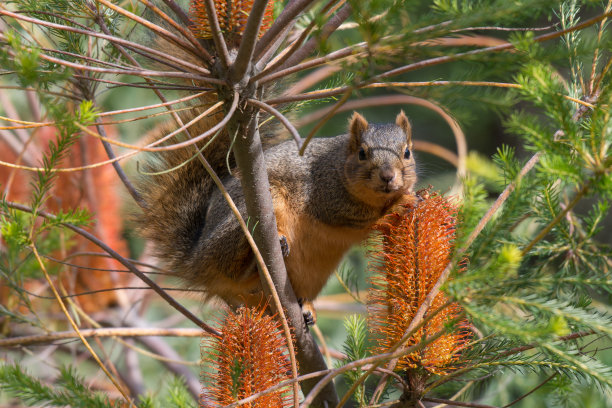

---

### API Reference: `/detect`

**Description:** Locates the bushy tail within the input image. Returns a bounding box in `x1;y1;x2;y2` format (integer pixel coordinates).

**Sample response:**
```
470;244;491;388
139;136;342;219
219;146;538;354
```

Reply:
136;95;233;274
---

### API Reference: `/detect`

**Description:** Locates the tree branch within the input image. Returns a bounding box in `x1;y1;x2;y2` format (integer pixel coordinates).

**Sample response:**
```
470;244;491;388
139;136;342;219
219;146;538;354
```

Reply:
246;98;303;149
137;0;214;64
231;0;270;82
253;0;315;61
228;110;338;407
276;3;352;72
94;0;200;59
0;327;202;347
161;0;193;28
0;11;212;75
95;121;145;209
422;397;499;408
377;9;612;80
202;0;231;68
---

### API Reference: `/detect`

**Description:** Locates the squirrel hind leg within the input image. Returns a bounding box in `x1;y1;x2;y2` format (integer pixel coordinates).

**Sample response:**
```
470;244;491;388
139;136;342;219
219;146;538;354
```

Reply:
298;298;317;326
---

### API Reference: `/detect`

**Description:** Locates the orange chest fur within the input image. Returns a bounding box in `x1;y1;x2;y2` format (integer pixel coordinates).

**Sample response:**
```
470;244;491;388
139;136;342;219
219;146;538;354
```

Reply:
272;192;373;300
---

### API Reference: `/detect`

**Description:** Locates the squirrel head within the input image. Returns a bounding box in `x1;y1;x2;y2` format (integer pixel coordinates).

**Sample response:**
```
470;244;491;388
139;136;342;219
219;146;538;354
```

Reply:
344;111;417;208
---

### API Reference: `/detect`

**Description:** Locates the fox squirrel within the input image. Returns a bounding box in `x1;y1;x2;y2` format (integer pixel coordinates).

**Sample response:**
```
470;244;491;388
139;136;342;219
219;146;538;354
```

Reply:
137;108;417;323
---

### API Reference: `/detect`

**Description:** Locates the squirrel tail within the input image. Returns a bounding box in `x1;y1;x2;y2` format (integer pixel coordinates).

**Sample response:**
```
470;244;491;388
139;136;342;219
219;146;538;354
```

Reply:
135;92;233;274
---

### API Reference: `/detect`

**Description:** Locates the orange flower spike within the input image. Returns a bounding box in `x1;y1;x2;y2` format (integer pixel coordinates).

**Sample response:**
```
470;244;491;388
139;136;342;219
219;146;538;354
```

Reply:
202;306;293;408
190;0;276;40
369;192;471;375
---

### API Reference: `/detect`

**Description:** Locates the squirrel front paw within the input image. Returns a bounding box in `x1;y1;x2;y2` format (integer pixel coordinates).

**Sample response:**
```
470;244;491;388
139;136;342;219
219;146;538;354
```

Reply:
279;235;290;257
298;298;316;326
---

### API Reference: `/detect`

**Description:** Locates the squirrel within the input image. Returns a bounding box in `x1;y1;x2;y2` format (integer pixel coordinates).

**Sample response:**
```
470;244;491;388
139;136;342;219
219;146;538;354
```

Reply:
134;6;417;323
137;108;417;324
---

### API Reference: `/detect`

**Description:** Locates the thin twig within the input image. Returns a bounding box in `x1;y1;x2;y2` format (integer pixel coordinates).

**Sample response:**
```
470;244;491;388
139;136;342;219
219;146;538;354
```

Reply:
466;152;541;250
0;9;212;75
454;24;557;34
161;0;193;28
253;0;315;61
267;81;594;109
137;334;201;399
377;10;612;80
0;328;202;348
1;41;214;83
0;85;79;100
5;201;219;336
32;50;215;81
299;89;351;155
413;140;459;167
257;44;359;84
76;99;232;152
137;0;214;64
247;98;303;149
96;121;145;208
95;105;207;126
502;373;556;408
253;0;343;82
30;245;135;407
202;0;231;68
94;0;199;59
422;397;499;408
98;92;209;117
271;2;352;74
224;369;332;408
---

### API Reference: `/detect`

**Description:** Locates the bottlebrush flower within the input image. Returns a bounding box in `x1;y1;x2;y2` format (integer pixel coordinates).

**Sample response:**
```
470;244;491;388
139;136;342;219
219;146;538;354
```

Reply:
201;306;293;407
190;0;275;40
369;192;471;376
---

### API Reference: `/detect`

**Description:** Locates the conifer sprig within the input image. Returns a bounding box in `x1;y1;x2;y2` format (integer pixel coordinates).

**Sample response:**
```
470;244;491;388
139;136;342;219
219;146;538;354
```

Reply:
2;0;612;406
0;364;115;408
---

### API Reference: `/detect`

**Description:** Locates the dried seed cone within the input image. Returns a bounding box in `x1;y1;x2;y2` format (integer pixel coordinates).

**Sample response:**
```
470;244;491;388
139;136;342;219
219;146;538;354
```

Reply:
191;0;275;40
201;306;293;407
369;193;470;375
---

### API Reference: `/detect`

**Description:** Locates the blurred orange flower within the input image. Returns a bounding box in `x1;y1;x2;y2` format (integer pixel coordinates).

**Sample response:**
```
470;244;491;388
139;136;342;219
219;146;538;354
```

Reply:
369;192;471;376
202;306;293;407
190;0;275;40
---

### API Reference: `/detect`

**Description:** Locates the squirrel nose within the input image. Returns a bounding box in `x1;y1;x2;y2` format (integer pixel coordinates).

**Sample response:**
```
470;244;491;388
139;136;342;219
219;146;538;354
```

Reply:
379;168;395;184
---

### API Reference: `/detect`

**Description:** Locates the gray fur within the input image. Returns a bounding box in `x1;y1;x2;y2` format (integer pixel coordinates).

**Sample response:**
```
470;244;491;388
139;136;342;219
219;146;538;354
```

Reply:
137;116;416;303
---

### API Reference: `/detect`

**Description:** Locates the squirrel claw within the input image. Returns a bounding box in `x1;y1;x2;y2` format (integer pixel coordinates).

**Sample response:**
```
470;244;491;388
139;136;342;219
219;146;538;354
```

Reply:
298;298;316;326
279;235;290;257
303;310;315;327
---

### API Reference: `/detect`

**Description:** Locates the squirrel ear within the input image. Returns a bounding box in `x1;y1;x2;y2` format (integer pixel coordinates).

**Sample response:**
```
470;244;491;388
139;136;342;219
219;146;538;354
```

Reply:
349;112;368;150
396;110;412;148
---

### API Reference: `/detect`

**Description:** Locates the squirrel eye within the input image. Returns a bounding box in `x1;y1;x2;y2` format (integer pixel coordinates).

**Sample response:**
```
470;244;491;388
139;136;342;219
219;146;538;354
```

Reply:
358;147;366;160
403;147;411;159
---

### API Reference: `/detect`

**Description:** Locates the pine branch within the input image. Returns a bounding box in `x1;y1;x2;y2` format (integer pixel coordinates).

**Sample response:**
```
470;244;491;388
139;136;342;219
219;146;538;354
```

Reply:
0;364;115;408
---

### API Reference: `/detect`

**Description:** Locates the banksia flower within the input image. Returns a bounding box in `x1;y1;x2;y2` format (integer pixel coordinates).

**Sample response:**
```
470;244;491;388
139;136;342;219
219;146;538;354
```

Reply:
191;0;275;40
369;192;471;376
201;306;293;407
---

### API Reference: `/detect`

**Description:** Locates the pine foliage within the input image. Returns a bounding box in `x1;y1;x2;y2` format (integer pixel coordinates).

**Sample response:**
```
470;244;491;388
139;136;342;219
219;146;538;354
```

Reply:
1;0;612;406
